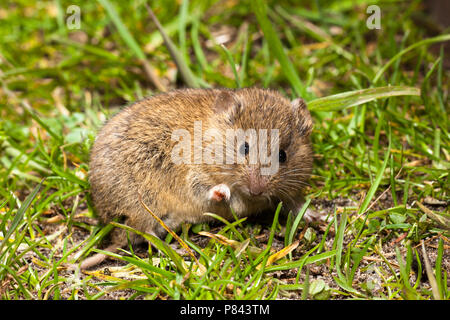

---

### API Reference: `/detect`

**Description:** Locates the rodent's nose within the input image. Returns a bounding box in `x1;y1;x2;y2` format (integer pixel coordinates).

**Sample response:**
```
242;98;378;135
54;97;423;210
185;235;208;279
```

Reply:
248;167;268;196
249;184;265;196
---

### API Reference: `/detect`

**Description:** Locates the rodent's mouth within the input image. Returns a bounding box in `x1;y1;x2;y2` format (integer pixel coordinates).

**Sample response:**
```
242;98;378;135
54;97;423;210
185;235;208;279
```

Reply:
239;186;270;200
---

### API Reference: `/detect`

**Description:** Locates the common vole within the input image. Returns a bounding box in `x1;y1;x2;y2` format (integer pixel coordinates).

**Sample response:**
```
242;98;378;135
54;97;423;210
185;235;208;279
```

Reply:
82;88;314;269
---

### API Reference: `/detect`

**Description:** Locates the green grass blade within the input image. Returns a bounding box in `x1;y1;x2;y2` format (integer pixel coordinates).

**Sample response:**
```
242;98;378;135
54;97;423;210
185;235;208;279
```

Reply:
301;266;310;300
331;209;361;295
275;6;353;61
190;18;210;72
252;0;307;98
98;0;165;91
110;222;187;275
48;37;120;61
435;238;445;299
0;179;44;254
421;241;442;300
96;250;175;279
333;209;346;277
72;223;115;263
349;237;374;283
0;79;63;143
0;263;33;299
373;33;450;84
97;0;144;59
145;4;200;88
357;129;391;216
308;86;420;112
395;246;417;299
239;31;251;86
287;198;311;247
203;212;246;242
436;46;447;127
220;44;241;88
178;0;189;60
421;56;441;117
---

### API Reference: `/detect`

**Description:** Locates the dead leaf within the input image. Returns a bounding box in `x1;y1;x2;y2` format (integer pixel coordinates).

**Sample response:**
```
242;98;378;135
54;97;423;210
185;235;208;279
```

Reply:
257;240;300;270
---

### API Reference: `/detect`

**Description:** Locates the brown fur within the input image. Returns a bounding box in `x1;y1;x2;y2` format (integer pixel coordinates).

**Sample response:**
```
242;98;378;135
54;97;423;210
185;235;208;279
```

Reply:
84;88;313;269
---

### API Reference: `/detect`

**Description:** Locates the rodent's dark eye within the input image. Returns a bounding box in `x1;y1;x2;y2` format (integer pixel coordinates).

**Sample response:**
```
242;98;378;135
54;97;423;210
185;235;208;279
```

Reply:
239;142;249;156
279;150;287;163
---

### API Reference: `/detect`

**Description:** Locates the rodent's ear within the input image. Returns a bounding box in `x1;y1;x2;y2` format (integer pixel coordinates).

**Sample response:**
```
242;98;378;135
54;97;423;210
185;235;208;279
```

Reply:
291;98;313;136
212;90;236;114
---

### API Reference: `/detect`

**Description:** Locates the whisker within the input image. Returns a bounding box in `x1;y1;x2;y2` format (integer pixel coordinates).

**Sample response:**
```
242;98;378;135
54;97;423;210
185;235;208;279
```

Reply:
278;172;312;178
284;181;310;188
280;168;311;174
278;173;312;179
276;188;296;205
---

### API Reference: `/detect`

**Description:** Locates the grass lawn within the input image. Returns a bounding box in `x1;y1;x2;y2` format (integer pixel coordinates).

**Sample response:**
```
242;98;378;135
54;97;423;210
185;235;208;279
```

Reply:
0;0;448;300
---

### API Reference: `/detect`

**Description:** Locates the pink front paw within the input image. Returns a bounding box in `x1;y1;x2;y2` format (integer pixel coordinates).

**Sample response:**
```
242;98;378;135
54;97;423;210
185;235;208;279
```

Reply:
208;184;231;202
